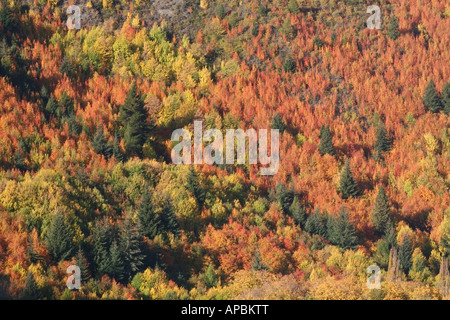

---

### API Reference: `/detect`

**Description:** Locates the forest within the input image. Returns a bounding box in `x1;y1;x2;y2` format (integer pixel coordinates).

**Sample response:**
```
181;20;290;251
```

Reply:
0;0;449;300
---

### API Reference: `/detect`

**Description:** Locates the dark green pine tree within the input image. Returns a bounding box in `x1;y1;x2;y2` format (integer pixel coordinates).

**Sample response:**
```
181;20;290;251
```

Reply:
45;95;58;119
202;264;218;289
271;112;287;133
275;183;294;214
288;0;299;14
440;81;450;115
104;240;124;282
66;113;81;135
58;91;74;118
217;4;226;19
186;167;206;209
374;122;391;160
305;208;327;238
423;79;443;113
119;216;145;282
27;235;40;264
327;207;359;250
46;211;75;262
92;125;112;158
339;159;359;199
290;195;306;227
398;236;413;274
22;272;42;300
384;220;397;249
387;16;400;40
92;218;115;274
40;86;49;107
318;125;335;156
372;186;391;234
112;131;124;162
119;83;150;157
251;250;267;271
138;186;161;239
75;248;91;283
283;55;296;73
161;197;180;237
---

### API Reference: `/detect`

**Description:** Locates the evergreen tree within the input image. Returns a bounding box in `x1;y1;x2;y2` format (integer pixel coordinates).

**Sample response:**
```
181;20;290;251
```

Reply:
305;208;327;238
387;16;400;40
399;236;413;274
119;216;145;282
186;167;206;208
271;112;287;133
339;159;359;199
423;79;443;113
275;183;294;214
318;125;335;156
66;113;81;135
112;131;124;162
119;83;150;157
327;207;359;250
384;220;397;249
202;264;218;289
217;4;226;19
161;197;180;237
58;91;74;118
281;17;293;37
45;95;58;118
251;250;267;271
22;272;42;300
442;81;450;115
283;55;296;73
288;0;299;14
104;240;124;282
92;125;112;158
374;122;391;159
138;186;161;239
372;186;391;234
92;218;114;274
75;248;91;282
40;86;49;107
290;195;306;227
46;211;75;262
27;234;40;264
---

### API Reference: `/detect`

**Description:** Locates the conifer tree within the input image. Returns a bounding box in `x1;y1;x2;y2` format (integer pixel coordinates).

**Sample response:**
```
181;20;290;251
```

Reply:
283;55;296;73
288;0;299;14
318;125;335;156
399;236;413;274
92;125;112;158
45;95;58;118
119;216;145;282
104;240;124;282
138;186;161;239
251;250;267;271
387;16;400;40
92;218;114;274
374;122;391;159
202;264;218;288
161;197;180;237
217;4;226;19
75;248;91;282
186;167;206;208
271;112;287;132
290;196;306;227
440;81;450;115
305;208;327;238
22;272;42;300
112;131;124;162
275;183;294;214
384;221;397;249
58;91;74;118
339;159;359;199
372;186;391;234
327;207;359;250
423;79;443;113
46;211;75;262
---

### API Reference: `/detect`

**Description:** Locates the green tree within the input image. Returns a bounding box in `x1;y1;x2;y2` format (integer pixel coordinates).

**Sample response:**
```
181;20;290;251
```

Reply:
103;240;124;282
92;217;114;274
202;264;218;289
305;208;327;238
138;186;161;239
45;95;58;118
217;4;226;19
251;250;267;271
271;112;287;133
442;81;450;115
423;79;442;113
387;16;400;40
75;248;91;282
112;131;124;162
288;0;299;14
327;207;359;250
281;17;293;37
374;122;391;159
119;83;150;157
399;236;413;274
92;125;112;158
22;272;42;300
58;91;74;118
160;197;180;237
339;159;359;199
372;186;391;234
46;211;75;262
119;216;145;282
318;125;335;156
283;55;296;73
186;167;206;208
290;195;306;227
275;183;294;214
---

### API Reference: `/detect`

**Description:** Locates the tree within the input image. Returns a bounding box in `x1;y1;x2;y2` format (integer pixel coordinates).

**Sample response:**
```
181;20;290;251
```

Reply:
104;240;124;282
271;113;287;133
384;221;397;249
46;211;75;262
288;0;299;14
186;167;206;208
281;17;293;37
112;131;124;161
251;250;267;271
202;264;218;288
399;236;413;274
217;4;226;19
423;79;442;113
92;125;112;158
441;81;450;114
290;196;306;227
92;217;114;274
160;197;180;237
119;216;145;282
119;83;150;157
318;125;335;156
327;207;358;250
305;208;327;238
22;272;42;300
75;248;91;282
387;16;399;40
339;159;359;199
372;186;391;234
138;186;161;239
58;91;74;118
283;55;296;73
374;122;391;159
275;183;293;214
45;95;58;119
